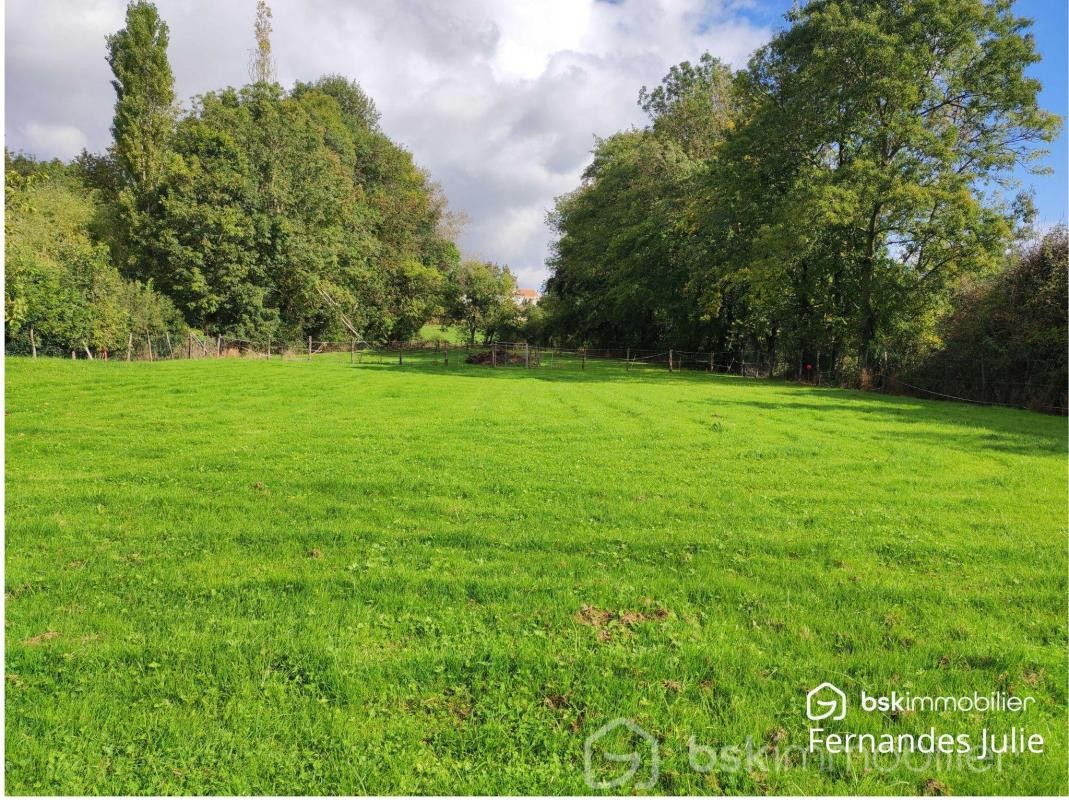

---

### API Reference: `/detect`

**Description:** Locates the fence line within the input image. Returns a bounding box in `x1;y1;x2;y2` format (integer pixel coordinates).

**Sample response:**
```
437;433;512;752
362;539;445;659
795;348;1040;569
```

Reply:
7;330;1064;414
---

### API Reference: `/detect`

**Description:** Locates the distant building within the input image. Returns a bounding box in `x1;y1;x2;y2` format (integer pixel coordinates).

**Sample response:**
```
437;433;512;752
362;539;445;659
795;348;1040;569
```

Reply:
513;288;541;305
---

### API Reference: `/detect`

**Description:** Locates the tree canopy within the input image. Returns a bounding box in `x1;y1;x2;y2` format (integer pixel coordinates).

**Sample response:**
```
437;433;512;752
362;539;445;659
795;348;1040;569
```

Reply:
6;0;462;352
544;0;1061;389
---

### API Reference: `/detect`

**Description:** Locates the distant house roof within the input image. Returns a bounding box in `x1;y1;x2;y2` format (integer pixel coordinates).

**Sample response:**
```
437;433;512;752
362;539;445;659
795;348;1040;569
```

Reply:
514;288;540;300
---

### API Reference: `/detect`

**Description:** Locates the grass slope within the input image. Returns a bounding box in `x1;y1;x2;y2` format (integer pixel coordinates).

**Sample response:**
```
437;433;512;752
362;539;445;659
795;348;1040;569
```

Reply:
5;353;1067;794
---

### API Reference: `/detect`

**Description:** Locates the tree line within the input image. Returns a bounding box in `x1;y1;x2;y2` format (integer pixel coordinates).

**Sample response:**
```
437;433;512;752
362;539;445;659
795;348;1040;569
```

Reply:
542;0;1064;406
5;0;536;356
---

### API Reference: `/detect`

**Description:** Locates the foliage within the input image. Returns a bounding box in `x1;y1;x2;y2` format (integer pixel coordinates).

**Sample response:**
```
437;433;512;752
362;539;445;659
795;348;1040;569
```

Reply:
6;355;1067;793
106;0;175;191
545;1;1061;393
3;1;459;346
905;226;1068;410
4;153;181;354
249;0;275;84
135;79;458;341
443;259;517;344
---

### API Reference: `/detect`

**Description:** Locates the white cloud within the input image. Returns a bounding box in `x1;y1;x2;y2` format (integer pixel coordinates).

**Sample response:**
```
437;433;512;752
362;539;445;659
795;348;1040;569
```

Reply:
16;122;89;160
4;0;776;287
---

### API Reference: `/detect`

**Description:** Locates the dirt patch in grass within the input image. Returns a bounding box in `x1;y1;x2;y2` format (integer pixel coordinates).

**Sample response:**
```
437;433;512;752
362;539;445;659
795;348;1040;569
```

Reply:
574;604;670;641
922;778;949;795
465;350;533;366
24;630;59;646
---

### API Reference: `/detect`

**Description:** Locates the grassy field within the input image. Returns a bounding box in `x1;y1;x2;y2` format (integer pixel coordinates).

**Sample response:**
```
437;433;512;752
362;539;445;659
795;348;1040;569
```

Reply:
5;352;1067;794
417;323;469;345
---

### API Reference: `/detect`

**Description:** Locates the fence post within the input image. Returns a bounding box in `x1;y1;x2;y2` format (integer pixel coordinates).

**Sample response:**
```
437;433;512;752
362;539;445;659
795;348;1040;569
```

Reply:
216;336;222;357
164;330;172;356
525;342;530;368
491;344;497;368
147;335;154;362
668;349;673;372
71;350;76;360
444;341;449;365
582;349;586;370
308;336;312;362
351;339;355;365
398;342;403;366
267;336;271;360
29;327;36;359
127;332;133;362
187;332;192;359
709;352;714;372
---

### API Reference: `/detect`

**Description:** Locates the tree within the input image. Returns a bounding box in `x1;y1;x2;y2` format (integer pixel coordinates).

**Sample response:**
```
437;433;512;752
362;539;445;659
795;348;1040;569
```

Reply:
249;0;276;84
4;152;182;355
545;54;735;349
906;226;1067;410
106;1;175;191
444;260;517;345
730;0;1061;379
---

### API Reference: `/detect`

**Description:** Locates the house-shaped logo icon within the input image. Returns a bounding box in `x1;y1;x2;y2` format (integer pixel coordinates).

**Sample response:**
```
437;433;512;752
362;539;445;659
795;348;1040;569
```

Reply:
806;682;847;721
584;717;660;790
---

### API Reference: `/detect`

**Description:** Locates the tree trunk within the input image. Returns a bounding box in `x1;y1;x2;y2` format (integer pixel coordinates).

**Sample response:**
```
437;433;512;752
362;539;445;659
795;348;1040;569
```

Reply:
858;204;881;386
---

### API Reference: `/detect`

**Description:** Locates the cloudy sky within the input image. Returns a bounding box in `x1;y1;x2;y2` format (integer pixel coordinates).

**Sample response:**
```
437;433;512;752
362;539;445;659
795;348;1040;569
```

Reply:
5;0;1066;288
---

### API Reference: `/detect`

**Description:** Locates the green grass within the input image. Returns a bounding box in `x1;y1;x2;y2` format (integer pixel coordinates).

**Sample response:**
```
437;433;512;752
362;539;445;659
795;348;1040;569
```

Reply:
417;323;468;344
5;353;1067;794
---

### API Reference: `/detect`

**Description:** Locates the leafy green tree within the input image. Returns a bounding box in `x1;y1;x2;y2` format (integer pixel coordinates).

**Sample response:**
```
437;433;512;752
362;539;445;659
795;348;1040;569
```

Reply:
444;260;517;345
907;226;1067;410
5;153;181;355
546;55;735;349
106;1;175;190
724;0;1061;378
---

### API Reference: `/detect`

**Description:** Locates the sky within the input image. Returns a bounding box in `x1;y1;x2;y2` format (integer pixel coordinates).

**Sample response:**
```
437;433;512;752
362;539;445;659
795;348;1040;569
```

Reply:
4;0;1067;289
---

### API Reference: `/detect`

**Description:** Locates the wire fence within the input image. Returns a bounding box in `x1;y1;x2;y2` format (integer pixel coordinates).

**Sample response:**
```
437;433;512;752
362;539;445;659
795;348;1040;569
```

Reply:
7;329;1065;414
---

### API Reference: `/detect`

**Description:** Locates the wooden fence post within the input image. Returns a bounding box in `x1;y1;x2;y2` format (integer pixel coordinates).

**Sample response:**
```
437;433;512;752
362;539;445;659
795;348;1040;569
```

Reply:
525;342;530;368
187;332;192;359
147;335;154;362
71;350;76;360
350;339;355;364
582;349;586;370
267;336;271;360
668;349;673;372
709;352;714;372
398;342;403;366
216;336;222;357
29;327;36;359
127;332;133;362
492;345;497;368
164;330;172;356
444;342;449;365
308;336;312;361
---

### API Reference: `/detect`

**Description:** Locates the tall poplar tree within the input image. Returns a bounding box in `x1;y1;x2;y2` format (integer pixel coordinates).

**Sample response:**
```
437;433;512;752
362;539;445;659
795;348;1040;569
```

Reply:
106;1;175;191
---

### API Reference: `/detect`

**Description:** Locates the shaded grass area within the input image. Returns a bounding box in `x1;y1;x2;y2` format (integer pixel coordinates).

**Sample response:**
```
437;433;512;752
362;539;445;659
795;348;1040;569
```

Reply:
417;323;468;345
5;353;1067;794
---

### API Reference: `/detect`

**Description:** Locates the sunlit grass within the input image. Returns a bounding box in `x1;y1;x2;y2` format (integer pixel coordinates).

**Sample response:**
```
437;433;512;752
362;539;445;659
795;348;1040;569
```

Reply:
5;353;1066;794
